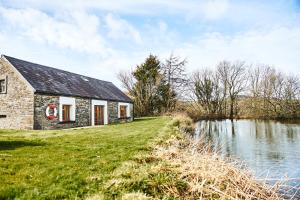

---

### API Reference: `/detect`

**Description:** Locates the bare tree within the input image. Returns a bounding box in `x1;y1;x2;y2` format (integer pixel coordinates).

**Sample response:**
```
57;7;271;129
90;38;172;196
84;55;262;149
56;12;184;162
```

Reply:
249;65;262;98
216;61;230;117
248;65;300;119
217;61;247;119
117;71;134;93
191;69;223;117
162;53;188;95
283;75;300;118
159;53;188;112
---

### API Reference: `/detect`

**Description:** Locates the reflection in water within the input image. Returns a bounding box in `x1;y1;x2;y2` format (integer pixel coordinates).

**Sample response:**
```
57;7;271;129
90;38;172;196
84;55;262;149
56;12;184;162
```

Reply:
195;120;300;187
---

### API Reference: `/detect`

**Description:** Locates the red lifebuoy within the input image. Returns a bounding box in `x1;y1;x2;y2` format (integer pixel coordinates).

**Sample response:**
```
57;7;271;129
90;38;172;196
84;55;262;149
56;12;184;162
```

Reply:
46;104;57;120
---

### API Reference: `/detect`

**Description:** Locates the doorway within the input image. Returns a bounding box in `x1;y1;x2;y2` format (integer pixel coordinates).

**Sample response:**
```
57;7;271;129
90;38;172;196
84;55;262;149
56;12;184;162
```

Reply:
94;105;104;125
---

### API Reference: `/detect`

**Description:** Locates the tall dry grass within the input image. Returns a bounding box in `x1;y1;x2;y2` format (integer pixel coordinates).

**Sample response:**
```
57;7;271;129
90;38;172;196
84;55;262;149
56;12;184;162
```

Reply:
104;114;292;199
151;137;281;199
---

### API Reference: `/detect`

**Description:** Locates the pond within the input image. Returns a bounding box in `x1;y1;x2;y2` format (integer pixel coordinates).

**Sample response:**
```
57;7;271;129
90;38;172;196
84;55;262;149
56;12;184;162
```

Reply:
195;119;300;192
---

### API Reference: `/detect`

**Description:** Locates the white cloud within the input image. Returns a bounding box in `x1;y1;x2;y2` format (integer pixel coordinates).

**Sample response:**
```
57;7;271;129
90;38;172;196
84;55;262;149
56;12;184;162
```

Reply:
0;0;299;90
1;0;231;20
202;0;229;20
105;13;142;44
2;0;298;29
175;26;300;73
158;21;168;33
0;6;110;55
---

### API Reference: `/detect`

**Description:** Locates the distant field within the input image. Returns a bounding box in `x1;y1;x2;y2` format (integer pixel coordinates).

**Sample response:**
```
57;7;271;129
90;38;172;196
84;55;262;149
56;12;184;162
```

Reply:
0;117;169;199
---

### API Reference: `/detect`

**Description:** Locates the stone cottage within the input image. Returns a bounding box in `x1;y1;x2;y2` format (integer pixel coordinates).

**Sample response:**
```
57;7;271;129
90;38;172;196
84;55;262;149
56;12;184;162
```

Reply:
0;55;133;130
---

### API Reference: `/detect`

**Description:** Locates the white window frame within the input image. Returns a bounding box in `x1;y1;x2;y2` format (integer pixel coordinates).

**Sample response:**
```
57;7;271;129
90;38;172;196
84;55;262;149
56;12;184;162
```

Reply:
59;96;76;121
92;100;108;125
118;102;131;118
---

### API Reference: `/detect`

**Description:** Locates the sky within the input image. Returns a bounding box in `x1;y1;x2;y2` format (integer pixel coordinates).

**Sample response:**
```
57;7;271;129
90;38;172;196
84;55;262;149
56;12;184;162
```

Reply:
0;0;300;88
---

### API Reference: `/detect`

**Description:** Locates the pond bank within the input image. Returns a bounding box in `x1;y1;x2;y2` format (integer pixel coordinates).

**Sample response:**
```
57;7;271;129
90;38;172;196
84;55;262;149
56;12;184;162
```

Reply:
101;114;283;199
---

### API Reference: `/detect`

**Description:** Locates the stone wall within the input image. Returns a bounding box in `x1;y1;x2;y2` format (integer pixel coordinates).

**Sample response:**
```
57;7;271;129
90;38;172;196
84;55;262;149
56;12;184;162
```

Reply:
108;101;119;123
34;96;133;129
76;98;91;127
108;101;134;123
34;94;91;130
0;58;34;129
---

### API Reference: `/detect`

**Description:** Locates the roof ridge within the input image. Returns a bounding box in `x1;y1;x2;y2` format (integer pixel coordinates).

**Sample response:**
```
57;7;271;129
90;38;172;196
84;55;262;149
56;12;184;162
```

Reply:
2;55;113;84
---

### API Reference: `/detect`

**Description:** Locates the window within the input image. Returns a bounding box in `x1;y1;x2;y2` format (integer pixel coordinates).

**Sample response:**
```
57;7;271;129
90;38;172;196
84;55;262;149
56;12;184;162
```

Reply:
0;79;6;93
62;105;71;122
59;97;76;122
120;105;127;118
118;103;130;119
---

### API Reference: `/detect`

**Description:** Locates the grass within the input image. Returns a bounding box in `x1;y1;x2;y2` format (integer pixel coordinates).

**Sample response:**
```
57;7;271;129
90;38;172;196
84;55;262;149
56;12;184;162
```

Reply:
0;115;286;199
0;117;170;200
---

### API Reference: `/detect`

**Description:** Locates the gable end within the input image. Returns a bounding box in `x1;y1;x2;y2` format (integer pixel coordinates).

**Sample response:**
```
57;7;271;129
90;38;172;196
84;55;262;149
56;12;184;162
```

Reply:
1;55;36;93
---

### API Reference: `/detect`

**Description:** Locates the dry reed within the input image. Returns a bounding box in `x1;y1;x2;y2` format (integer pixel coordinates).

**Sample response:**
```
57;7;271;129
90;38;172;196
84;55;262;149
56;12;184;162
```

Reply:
151;137;282;199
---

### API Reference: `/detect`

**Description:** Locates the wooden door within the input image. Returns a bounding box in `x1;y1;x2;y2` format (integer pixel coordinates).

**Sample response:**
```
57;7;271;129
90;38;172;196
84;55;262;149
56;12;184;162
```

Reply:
120;105;127;118
94;105;104;125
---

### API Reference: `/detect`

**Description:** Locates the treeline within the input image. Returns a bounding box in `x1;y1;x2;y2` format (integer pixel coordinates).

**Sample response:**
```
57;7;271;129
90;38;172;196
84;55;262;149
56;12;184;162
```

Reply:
189;61;300;120
119;54;300;120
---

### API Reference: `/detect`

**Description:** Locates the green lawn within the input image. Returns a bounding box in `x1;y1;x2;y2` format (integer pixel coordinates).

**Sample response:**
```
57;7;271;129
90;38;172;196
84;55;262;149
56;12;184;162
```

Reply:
0;117;169;199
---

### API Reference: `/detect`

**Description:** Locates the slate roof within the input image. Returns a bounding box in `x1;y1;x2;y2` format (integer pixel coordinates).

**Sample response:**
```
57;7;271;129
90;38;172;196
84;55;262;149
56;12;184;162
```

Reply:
3;55;132;103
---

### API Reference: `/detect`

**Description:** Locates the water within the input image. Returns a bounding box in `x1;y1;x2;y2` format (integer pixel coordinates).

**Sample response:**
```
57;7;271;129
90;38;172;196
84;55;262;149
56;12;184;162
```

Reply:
195;119;300;189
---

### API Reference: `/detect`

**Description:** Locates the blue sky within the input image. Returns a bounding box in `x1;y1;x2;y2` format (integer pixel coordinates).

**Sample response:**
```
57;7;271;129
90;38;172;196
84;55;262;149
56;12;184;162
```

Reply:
0;0;300;88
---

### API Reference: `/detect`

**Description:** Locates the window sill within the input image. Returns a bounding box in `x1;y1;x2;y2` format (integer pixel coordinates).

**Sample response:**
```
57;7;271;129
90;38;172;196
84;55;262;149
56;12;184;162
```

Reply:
118;117;131;120
59;121;76;124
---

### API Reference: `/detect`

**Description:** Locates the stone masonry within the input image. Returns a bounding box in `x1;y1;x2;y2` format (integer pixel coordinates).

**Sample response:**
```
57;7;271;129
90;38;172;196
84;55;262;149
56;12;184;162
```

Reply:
34;94;91;130
108;102;134;123
34;94;133;130
0;59;34;129
108;101;119;123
